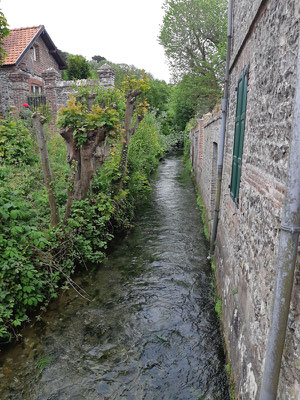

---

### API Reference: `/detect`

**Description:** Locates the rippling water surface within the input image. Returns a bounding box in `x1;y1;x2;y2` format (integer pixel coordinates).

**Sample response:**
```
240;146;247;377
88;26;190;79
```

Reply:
0;155;229;400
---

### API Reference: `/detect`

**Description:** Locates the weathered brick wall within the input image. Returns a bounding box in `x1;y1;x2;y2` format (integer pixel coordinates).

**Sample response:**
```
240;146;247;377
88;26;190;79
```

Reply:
191;114;221;234
213;0;300;398
19;36;61;78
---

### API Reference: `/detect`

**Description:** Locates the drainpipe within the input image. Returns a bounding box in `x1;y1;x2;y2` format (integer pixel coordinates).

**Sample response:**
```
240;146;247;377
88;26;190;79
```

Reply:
260;37;300;400
209;0;233;255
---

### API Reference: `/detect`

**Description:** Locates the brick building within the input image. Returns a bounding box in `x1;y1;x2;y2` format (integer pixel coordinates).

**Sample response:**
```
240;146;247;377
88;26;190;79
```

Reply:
0;25;67;115
190;0;300;398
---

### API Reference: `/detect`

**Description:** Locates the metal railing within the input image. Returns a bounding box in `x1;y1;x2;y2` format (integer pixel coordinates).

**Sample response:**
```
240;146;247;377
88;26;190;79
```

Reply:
27;95;46;108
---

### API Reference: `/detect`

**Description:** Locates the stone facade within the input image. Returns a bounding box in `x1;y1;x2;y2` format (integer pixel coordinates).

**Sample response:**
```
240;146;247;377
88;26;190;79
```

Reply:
190;0;300;398
190;111;221;234
0;28;63;115
0;40;116;116
0;27;117;116
42;64;116;116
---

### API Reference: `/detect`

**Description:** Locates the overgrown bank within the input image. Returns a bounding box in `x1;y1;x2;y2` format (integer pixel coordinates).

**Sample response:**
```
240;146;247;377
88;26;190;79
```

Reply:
0;83;180;342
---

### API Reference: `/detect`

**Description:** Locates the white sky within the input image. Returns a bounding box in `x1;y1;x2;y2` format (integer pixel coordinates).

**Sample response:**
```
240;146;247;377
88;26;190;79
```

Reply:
0;0;171;82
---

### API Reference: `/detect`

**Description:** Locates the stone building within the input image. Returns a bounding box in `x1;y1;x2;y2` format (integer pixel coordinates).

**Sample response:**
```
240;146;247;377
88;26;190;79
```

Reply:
0;25;116;116
0;25;67;115
190;0;300;398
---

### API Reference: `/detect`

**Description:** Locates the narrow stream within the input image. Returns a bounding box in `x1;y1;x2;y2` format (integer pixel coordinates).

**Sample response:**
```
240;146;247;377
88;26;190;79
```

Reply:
0;154;230;400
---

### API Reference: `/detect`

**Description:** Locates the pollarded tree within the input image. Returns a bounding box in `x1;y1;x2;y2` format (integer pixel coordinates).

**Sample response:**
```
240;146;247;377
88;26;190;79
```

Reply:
57;75;150;222
57;87;124;208
117;73;150;190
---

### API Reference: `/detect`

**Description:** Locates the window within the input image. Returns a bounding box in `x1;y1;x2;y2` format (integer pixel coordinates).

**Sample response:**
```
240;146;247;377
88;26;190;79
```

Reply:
230;64;249;204
32;45;39;61
31;84;42;95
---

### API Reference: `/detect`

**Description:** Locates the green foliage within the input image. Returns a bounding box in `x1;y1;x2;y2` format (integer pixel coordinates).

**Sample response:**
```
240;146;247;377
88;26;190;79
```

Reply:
0;10;9;64
211;260;216;272
169;73;219;131
145;79;173;136
159;130;184;151
225;363;231;375
159;0;227;131
195;191;209;240
65;195;114;264
65;55;91;80
159;0;227;81
127;113;164;198
225;362;236;400
146;79;171;115
215;298;222;320
0;116;36;165
91;55;106;63
0;92;164;342
32;104;52;124
121;71;151;96
57;88;125;146
0;188;53;340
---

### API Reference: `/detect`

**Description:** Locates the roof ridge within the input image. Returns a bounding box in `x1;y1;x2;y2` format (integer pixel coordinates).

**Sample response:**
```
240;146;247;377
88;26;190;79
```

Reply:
8;25;43;32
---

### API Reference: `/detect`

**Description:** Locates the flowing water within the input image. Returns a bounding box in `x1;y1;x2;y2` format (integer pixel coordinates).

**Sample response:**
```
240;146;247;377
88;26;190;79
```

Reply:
0;155;230;400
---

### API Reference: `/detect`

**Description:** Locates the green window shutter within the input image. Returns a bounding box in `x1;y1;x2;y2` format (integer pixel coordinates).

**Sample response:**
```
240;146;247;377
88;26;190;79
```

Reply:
230;65;249;204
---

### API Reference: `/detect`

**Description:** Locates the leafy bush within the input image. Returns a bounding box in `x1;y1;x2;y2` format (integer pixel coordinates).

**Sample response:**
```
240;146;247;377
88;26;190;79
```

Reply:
0;189;50;340
64;55;91;80
0;116;36;165
127;112;163;198
0;107;164;342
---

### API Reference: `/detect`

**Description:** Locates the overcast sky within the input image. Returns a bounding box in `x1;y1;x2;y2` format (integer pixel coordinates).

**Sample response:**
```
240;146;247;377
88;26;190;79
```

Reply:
1;0;171;82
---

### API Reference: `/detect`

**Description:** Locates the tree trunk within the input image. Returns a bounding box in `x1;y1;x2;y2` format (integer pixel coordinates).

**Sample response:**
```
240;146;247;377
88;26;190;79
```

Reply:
60;126;106;203
117;89;142;192
33;112;59;227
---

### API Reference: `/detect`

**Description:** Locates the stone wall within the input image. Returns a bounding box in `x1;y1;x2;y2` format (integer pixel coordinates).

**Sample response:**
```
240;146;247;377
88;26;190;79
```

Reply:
217;0;300;398
0;64;115;117
43;64;115;115
190;0;300;398
55;78;100;109
0;69;15;113
190;112;221;235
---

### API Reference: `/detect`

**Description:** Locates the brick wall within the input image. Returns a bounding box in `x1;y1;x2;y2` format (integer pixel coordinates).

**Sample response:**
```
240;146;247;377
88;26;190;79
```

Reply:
191;113;221;234
19;36;61;78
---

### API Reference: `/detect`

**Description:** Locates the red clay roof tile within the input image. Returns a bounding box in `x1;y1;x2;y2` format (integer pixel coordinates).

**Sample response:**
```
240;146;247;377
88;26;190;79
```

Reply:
2;26;43;65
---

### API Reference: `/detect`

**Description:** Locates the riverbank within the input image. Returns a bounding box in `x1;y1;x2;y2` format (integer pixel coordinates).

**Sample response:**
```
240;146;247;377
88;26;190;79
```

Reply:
0;112;166;343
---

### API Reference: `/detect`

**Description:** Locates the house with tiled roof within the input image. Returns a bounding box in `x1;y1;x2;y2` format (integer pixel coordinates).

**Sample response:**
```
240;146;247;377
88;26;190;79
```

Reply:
0;25;67;115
